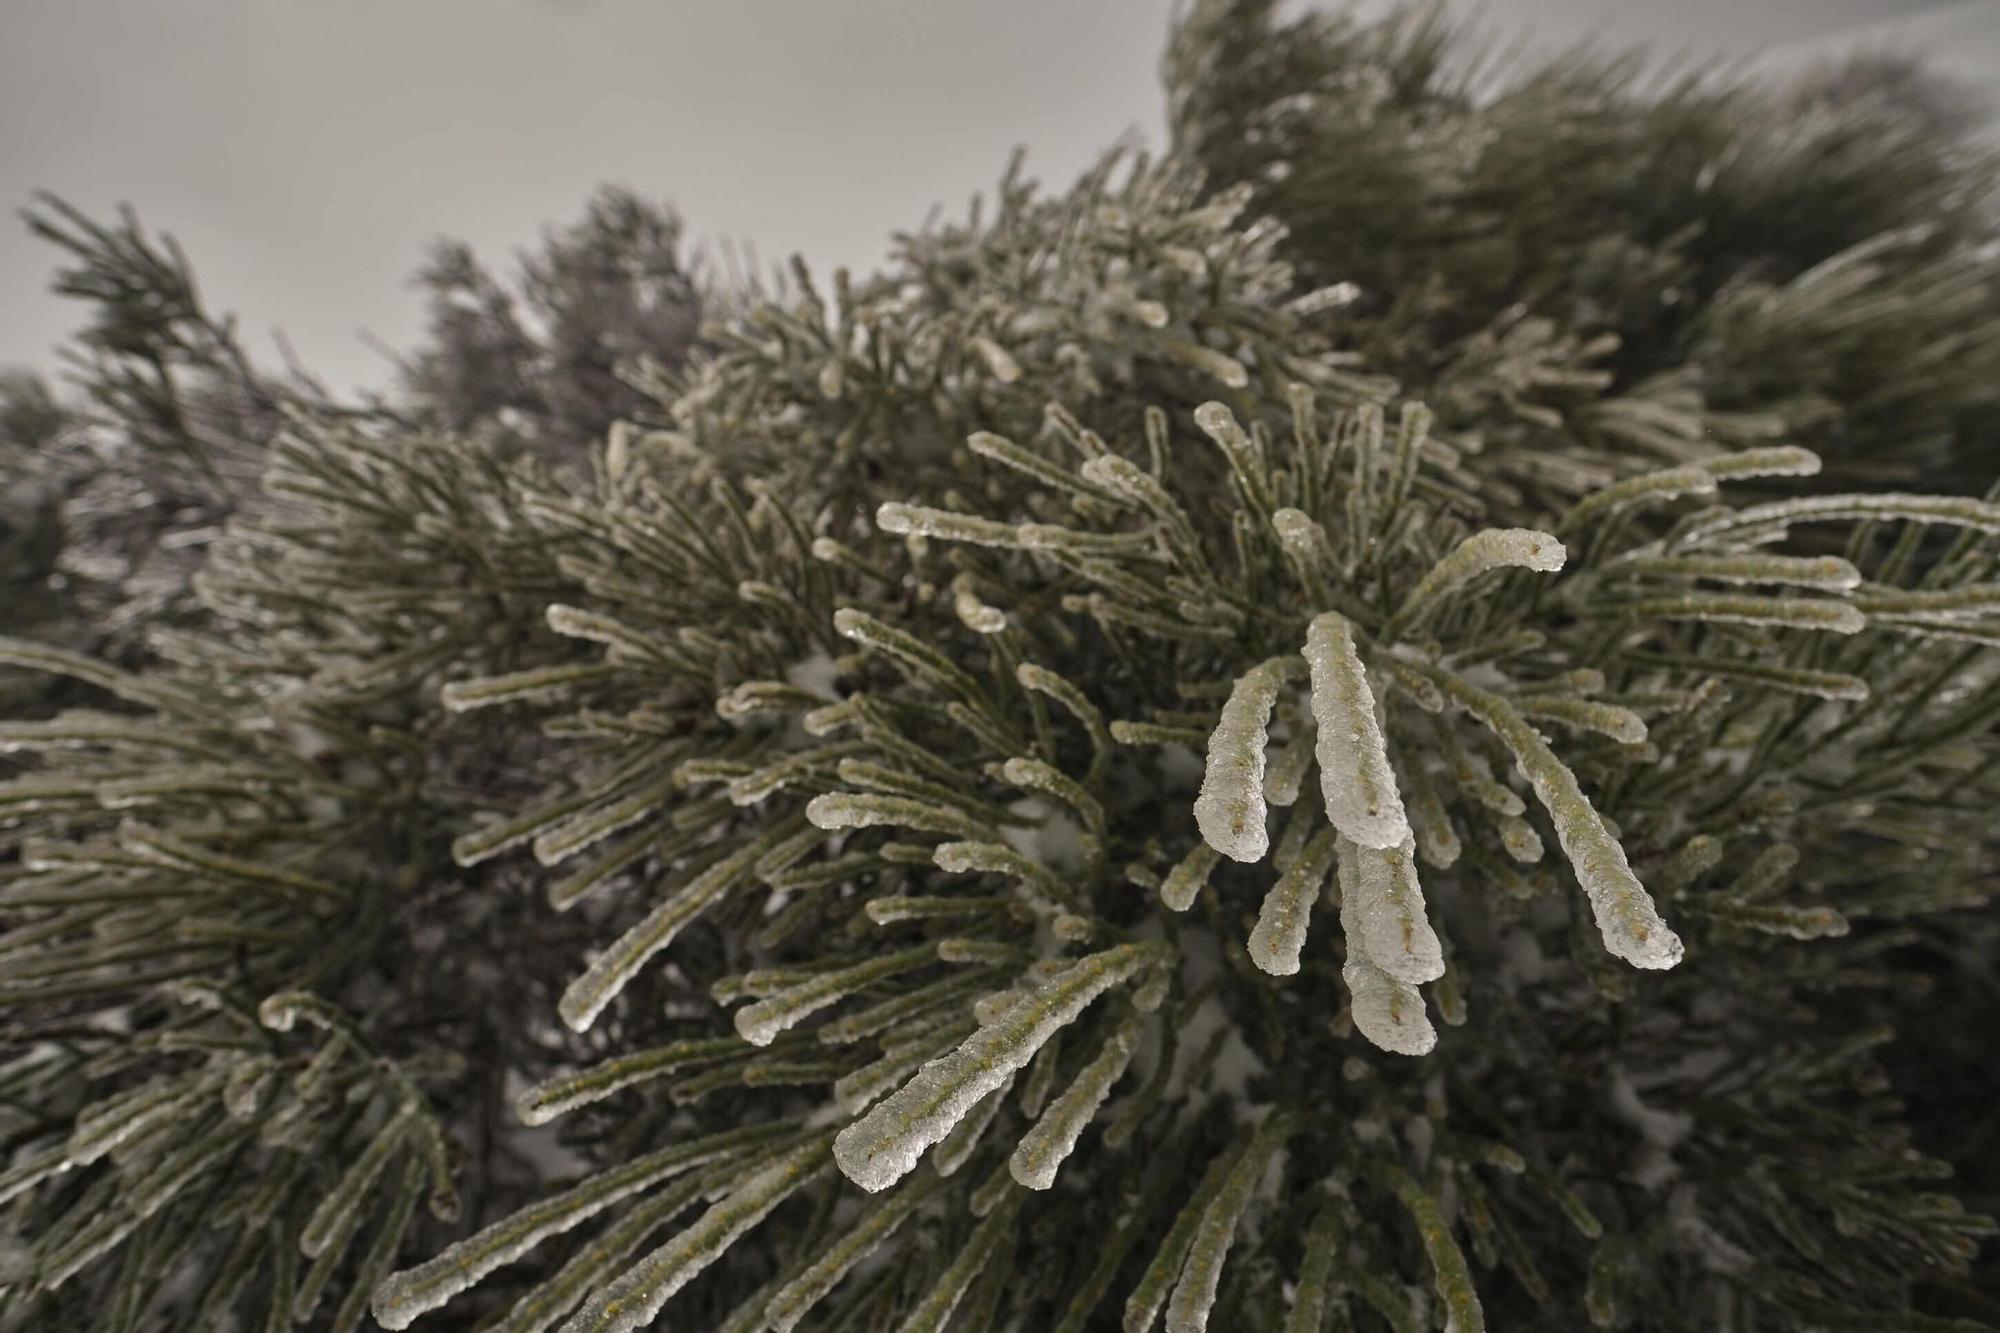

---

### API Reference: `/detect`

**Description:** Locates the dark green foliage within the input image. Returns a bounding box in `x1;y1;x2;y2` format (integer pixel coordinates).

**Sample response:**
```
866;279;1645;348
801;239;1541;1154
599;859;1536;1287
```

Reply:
2;5;1997;1332
406;187;703;454
1165;0;2000;494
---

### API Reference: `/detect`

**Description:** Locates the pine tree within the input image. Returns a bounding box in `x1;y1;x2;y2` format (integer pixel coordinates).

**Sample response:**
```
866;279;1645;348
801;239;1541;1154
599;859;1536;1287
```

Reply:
2;5;1997;1331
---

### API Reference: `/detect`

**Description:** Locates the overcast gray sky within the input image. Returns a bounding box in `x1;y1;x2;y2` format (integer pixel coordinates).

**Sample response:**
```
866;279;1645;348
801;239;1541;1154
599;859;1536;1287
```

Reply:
0;0;1977;396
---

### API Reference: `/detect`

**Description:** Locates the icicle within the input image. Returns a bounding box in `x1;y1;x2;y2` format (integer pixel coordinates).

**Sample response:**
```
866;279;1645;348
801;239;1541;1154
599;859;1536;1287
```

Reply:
864;895;1004;926
832;942;1165;1193
1194;657;1298;862
1394;528;1565;631
1247;827;1338;976
1423;667;1682;970
716;679;828;722
1304;612;1410;849
1336;834;1444;985
818;973;988;1048
735;946;937;1047
1271;508;1336;589
1270;798;1317;873
559;819;803;1032
1011;1015;1143;1189
372;1124;784;1330
556;1134;831;1333
545;605;674;665
1112;718;1210;747
1076;454;1213;576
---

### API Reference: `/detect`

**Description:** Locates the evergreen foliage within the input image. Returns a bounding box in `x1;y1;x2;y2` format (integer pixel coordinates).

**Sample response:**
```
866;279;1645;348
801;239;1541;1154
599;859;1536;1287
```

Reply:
2;4;1997;1331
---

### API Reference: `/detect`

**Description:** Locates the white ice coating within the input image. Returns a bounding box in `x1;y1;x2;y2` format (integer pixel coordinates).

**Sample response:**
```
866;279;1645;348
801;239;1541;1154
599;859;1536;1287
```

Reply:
1303;613;1410;850
1336;834;1444;986
1336;836;1439;1056
1246;828;1338;977
832;943;1158;1193
1009;1016;1142;1190
1194;658;1296;862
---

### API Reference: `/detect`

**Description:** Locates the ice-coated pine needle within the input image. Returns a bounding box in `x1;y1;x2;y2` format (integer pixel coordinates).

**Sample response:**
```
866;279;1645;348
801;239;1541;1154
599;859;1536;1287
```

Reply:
1303;611;1410;849
1246;827;1338;976
1421;665;1683;970
1194;656;1298;862
1011;1014;1143;1189
833;942;1166;1193
555;1133;832;1333
1336;833;1444;985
